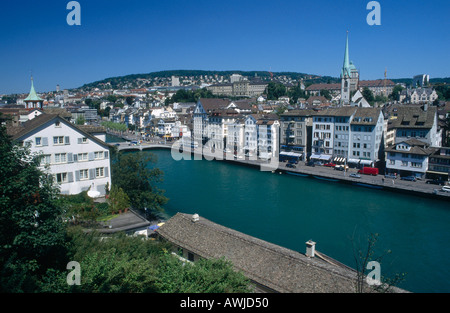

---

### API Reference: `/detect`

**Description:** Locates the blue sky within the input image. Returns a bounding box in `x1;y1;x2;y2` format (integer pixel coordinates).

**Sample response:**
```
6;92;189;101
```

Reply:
1;0;449;94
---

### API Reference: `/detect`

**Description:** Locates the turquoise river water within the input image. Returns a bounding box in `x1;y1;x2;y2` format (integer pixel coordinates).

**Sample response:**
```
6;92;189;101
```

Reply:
115;141;450;293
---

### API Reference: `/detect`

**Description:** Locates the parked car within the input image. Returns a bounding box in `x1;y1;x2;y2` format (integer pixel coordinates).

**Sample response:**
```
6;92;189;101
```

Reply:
306;161;315;167
426;179;446;186
349;173;361;178
441;186;450;193
286;163;296;168
384;173;397;179
323;163;336;167
334;166;345;171
401;176;416;182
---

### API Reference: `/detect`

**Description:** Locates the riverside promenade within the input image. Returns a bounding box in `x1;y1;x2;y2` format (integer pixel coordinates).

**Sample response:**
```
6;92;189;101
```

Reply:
111;138;450;201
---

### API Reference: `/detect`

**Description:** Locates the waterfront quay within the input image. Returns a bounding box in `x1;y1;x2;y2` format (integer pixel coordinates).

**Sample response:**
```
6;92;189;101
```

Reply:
111;139;450;201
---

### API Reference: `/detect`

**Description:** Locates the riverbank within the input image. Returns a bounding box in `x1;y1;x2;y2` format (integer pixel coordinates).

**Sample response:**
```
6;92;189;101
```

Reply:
112;140;450;201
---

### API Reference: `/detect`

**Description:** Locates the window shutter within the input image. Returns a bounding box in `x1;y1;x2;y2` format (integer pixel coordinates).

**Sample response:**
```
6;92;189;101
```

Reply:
89;168;95;180
104;151;109;159
42;137;48;146
104;167;109;177
65;136;70;145
68;172;74;183
73;154;78;162
88;152;94;161
75;170;80;181
77;138;82;144
67;153;73;163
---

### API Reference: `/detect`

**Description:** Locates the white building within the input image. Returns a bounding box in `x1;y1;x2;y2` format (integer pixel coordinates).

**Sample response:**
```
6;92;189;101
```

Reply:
388;104;442;147
348;108;384;167
311;107;385;166
244;115;259;156
385;139;436;179
8;114;112;196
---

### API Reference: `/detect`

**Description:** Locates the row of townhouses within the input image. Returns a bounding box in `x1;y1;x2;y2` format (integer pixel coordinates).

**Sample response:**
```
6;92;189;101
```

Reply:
192;98;280;159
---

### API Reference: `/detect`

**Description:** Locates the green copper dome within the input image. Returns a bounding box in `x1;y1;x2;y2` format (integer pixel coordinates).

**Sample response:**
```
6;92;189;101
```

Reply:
24;77;43;102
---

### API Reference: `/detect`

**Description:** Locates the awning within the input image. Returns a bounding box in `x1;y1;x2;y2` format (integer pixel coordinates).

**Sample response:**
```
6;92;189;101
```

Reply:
360;160;373;165
319;155;332;161
347;158;360;163
310;154;321;159
280;152;302;157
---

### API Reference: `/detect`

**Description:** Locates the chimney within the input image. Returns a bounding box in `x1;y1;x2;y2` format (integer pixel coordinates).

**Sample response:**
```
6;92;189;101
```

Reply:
192;213;199;222
305;240;316;258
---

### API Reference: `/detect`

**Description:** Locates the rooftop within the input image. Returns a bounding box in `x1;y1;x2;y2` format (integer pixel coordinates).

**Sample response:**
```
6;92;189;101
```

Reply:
156;212;368;293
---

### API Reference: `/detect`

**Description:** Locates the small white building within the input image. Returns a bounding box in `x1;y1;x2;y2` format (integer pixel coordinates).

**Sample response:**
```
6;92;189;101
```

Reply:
385;139;436;179
8;114;112;196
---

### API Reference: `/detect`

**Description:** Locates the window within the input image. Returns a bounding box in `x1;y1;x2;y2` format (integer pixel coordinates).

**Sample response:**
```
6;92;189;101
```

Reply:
402;161;408;166
94;151;104;159
79;169;89;180
78;153;88;162
35;137;42;146
40;154;51;166
389;160;395;165
54;153;67;164
95;167;105;178
78;137;88;144
53;136;64;145
55;121;61;127
56;173;68;183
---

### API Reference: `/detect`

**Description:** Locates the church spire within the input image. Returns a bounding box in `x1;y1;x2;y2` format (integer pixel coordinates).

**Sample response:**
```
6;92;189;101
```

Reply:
342;31;350;78
24;76;44;109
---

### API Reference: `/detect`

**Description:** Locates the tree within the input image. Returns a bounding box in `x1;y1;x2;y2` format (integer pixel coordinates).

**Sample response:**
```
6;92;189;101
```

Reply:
362;88;375;105
265;82;286;100
389;85;403;101
108;185;130;214
352;232;406;293
287;83;307;105
320;89;332;100
111;151;168;216
0;123;67;292
75;115;85;125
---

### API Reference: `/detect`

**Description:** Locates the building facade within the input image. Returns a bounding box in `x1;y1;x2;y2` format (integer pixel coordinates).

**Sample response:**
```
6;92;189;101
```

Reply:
8;114;111;196
385;139;436;179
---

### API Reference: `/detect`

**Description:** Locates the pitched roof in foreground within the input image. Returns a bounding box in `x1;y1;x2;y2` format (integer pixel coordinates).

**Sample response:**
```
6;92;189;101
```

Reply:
157;213;375;293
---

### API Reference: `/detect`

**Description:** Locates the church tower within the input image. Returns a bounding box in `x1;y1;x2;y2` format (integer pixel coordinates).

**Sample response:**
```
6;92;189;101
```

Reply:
340;31;359;105
24;76;44;109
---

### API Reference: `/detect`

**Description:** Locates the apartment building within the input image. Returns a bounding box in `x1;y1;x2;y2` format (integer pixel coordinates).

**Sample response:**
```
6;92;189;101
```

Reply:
7;114;111;196
385;139;436;179
388;104;442;147
348;108;384;167
279;110;315;157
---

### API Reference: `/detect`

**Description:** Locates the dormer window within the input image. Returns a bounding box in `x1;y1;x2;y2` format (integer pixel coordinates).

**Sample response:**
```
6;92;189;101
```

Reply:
55;121;61;127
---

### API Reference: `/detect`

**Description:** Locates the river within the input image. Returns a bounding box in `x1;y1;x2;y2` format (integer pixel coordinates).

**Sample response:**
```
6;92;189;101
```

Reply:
108;137;450;293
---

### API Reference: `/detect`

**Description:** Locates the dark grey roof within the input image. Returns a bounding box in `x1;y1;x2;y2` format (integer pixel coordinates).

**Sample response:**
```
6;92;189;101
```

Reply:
385;139;436;156
7;113;112;149
389;105;437;129
316;107;358;117
156;213;365;293
351;108;382;126
280;109;317;117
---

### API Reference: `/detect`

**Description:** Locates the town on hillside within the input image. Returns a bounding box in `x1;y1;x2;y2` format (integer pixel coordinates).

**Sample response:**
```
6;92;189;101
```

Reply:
1;34;450;198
